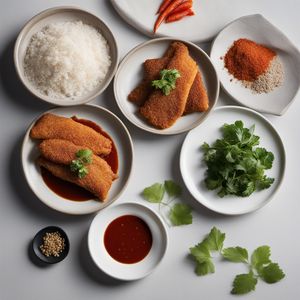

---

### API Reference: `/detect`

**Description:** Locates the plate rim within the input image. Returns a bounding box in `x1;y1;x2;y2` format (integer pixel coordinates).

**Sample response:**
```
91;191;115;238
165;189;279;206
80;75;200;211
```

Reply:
113;36;220;135
87;202;169;281
180;105;286;215
21;103;134;215
210;13;300;116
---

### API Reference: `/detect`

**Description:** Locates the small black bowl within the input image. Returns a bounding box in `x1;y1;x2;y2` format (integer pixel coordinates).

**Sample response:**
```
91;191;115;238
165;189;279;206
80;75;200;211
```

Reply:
32;226;70;264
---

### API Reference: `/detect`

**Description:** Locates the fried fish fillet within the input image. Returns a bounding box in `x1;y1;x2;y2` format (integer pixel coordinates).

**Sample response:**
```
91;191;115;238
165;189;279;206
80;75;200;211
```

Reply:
30;113;112;156
128;42;209;114
139;42;198;129
38;139;117;201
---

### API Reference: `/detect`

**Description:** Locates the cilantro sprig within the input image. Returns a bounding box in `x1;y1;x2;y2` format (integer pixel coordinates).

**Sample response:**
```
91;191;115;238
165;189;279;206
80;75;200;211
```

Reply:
202;120;275;197
142;180;192;226
190;227;285;295
70;149;93;178
152;69;181;95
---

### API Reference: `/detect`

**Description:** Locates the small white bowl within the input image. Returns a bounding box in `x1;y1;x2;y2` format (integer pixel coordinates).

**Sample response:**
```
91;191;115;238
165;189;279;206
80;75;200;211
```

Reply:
88;202;168;281
22;104;133;215
14;6;118;106
210;14;300;116
114;37;219;135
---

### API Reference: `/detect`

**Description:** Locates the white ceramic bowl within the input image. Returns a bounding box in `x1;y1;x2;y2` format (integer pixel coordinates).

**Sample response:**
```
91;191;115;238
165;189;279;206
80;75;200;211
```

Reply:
180;105;286;215
210;14;300;116
114;37;219;135
88;202;168;281
21;104;133;215
14;6;118;106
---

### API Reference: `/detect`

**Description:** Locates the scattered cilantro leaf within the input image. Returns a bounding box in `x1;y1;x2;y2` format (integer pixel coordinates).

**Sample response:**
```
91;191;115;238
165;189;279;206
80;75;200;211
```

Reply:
142;183;165;203
164;180;182;197
70;149;93;178
169;203;192;226
202;227;225;252
195;260;215;276
231;272;257;295
251;245;271;269
222;247;248;263
201;120;275;197
258;263;285;283
190;242;211;263
152;69;181;95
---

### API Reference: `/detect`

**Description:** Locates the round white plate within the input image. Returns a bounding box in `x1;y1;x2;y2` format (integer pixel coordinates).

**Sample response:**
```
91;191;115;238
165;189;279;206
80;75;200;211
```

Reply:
114;37;219;135
22;104;133;215
210;14;300;116
14;6;118;106
110;0;235;42
88;202;168;281
180;106;286;215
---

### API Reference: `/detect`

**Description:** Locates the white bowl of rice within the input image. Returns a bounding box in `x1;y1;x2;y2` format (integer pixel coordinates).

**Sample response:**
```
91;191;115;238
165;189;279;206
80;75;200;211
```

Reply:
14;6;118;106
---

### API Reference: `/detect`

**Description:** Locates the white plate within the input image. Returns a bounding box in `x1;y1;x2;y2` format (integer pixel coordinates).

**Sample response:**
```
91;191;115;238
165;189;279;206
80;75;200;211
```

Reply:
88;202;168;281
210;14;300;116
114;37;219;135
21;104;133;215
110;0;234;42
180;106;286;215
14;6;118;106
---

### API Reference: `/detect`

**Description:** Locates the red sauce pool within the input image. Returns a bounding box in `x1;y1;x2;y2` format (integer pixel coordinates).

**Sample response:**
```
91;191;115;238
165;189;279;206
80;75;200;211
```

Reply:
41;117;118;201
104;215;153;264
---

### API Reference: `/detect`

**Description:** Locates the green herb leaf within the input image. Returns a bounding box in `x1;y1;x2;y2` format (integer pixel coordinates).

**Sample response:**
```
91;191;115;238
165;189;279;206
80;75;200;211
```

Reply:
152;69;181;96
201;120;275;198
258;263;285;283
78;166;88;178
142;183;165;203
251;245;271;269
231;272;258;295
190;242;211;263
222;247;248;263
195;259;215;276
76;149;93;164
164;180;182;197
202;227;225;252
169;203;192;226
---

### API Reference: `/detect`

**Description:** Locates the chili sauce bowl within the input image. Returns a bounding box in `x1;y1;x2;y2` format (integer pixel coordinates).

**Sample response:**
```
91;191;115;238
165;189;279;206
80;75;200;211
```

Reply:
88;202;168;281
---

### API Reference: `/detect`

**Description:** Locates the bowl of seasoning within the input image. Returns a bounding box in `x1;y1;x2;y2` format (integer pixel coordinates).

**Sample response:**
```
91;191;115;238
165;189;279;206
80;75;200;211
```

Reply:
14;6;118;106
210;14;300;116
32;226;70;264
88;202;168;281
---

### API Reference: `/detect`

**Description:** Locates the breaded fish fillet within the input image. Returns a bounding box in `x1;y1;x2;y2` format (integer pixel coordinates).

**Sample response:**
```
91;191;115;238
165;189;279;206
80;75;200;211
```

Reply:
38;139;117;201
139;42;198;129
128;42;209;114
30;114;112;156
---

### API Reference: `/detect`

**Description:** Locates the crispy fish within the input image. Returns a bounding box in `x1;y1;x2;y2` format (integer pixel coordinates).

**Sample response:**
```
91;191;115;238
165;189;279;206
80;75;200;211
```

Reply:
30;113;112;156
38;139;117;201
139;42;198;129
128;42;209;114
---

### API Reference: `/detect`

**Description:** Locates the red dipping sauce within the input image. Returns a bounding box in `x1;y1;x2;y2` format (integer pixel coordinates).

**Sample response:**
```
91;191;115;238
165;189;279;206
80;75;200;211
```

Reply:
41;117;118;202
104;215;153;264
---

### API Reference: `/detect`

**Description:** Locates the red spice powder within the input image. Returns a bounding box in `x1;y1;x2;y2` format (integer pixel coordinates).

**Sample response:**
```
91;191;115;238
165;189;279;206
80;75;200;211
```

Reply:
224;38;276;82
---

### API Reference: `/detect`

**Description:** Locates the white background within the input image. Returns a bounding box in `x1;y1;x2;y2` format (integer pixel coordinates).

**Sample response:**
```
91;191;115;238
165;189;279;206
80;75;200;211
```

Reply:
0;1;299;299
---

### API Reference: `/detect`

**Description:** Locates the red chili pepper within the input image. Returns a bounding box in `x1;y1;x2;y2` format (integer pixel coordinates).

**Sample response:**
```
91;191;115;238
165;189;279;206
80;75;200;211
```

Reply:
169;0;192;15
165;8;194;23
154;0;184;32
157;0;174;14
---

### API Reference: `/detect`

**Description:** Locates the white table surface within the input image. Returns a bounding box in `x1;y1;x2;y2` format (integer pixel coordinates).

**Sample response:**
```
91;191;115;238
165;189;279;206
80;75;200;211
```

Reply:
0;1;299;299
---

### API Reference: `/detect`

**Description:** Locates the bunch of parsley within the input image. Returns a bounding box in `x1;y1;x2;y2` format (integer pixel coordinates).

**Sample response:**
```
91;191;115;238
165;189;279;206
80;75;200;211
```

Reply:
201;120;275;197
152;69;181;96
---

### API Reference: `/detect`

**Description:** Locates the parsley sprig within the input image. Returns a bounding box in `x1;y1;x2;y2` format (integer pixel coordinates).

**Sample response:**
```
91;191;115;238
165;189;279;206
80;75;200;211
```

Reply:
190;227;285;295
142;180;192;226
202;120;275;197
70;149;93;178
152;69;181;95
